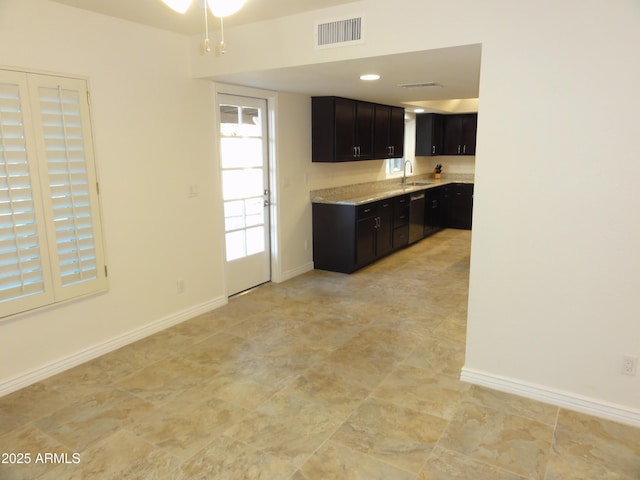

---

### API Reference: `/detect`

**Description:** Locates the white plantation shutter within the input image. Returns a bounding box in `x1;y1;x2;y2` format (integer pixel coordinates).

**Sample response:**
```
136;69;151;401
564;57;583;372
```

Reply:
0;69;106;319
0;71;54;317
29;74;106;300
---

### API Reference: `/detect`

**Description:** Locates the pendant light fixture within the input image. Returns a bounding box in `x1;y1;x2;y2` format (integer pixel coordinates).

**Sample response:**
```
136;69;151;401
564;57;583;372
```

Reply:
208;0;246;17
161;0;246;17
160;0;246;54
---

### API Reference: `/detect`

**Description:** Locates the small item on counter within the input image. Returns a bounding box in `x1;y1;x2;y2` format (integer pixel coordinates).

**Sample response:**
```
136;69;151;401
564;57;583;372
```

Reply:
433;163;442;179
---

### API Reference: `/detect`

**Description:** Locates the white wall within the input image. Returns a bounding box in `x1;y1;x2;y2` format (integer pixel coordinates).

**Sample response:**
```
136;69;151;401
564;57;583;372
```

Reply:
272;92;315;278
465;1;640;423
191;0;640;422
0;0;225;389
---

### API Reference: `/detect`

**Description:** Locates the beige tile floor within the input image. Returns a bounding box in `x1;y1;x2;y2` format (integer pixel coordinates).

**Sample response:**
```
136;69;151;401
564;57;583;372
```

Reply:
1;229;639;479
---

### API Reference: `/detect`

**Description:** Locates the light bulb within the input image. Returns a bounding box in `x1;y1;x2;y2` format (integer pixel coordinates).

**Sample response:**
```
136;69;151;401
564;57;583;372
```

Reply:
161;0;193;14
208;0;246;17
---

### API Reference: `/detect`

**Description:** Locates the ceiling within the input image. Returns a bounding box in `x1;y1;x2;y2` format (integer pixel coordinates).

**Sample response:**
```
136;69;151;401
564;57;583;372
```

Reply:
51;0;360;34
210;45;481;111
50;0;481;111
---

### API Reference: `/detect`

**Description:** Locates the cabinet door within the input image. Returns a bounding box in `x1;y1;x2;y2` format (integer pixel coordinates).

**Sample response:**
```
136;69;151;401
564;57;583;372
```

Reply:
442;116;463;155
440;186;453;227
334;97;357;161
424;189;437;236
388;107;405;158
374;105;405;158
356;216;377;266
460;114;477;155
356;203;378;266
432;187;445;230
373;104;391;158
376;201;394;257
415;114;443;156
449;184;474;229
355;101;375;159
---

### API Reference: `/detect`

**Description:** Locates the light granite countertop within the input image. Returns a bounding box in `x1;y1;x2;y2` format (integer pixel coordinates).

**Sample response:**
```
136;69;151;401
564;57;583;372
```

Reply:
310;173;474;206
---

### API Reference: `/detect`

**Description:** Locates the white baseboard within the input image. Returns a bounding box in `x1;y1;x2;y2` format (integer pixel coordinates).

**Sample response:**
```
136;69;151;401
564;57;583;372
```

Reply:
0;296;227;397
274;262;315;283
460;367;640;427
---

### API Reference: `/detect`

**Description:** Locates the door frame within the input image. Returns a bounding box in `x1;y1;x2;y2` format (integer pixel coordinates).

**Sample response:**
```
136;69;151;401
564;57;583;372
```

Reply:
214;83;280;297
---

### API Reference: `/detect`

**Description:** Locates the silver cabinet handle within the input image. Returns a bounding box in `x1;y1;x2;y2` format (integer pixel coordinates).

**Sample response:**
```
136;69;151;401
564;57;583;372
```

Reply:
463;145;466;154
432;145;436;154
457;145;461;154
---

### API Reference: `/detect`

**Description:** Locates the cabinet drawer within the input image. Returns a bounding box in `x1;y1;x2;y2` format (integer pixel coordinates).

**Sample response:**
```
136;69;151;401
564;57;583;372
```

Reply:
379;200;393;212
357;203;378;219
393;225;409;248
358;200;392;220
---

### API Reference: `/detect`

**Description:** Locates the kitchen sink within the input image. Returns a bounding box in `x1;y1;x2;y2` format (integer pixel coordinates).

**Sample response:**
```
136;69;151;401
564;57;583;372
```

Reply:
404;181;434;186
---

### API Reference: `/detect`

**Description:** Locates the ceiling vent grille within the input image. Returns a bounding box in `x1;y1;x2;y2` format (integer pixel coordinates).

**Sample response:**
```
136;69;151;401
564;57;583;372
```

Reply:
315;16;364;48
398;82;443;88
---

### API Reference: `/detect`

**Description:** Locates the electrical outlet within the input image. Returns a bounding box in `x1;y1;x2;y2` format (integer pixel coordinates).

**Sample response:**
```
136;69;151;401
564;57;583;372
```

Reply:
176;279;184;294
621;355;638;376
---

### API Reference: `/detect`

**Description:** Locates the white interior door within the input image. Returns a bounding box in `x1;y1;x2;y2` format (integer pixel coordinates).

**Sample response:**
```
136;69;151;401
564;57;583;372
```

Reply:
218;94;271;296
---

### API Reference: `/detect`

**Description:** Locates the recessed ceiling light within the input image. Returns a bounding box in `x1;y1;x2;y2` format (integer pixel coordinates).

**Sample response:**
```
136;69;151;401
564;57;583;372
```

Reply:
414;108;425;113
360;74;381;81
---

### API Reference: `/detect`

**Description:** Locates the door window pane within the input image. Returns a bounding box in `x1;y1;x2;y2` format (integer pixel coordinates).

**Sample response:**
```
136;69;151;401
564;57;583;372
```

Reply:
225;230;245;261
224;200;245;231
220;137;262;168
219;105;262;137
246;226;265;256
222;168;263;201
245;197;263;227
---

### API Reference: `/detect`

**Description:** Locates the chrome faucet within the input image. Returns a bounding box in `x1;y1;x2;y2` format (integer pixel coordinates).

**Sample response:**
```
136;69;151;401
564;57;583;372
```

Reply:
402;159;413;185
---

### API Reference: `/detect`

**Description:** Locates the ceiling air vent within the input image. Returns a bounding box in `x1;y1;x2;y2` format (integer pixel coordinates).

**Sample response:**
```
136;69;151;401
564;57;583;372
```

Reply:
315;16;364;48
398;82;443;88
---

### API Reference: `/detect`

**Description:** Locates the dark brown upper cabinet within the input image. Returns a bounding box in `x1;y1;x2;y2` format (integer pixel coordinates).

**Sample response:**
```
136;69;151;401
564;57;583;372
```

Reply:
442;113;477;156
416;112;477;156
312;96;404;162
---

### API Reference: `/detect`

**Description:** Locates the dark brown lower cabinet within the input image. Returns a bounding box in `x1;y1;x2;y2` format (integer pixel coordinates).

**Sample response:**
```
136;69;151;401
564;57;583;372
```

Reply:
450;183;474;229
356;200;393;266
424;187;445;237
312;199;393;274
440;183;474;230
312;183;473;273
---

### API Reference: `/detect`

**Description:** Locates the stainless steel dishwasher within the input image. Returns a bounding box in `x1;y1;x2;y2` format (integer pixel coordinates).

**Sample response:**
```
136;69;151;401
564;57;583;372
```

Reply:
409;192;425;243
